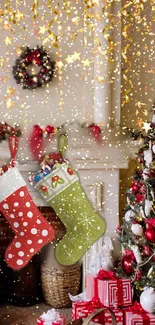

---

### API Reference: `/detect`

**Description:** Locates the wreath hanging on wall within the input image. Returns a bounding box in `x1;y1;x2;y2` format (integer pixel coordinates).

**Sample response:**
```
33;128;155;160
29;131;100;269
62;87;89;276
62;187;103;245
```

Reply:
12;46;55;90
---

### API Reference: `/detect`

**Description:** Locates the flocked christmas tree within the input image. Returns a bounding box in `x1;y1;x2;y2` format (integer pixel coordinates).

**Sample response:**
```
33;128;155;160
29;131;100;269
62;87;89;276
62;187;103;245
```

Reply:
120;102;155;298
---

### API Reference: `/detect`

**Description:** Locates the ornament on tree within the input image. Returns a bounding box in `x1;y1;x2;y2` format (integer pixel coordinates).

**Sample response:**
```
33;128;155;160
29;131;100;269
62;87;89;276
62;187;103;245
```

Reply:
135;269;142;281
122;253;135;274
131;223;143;236
143;142;153;167
145;199;152;216
144;228;155;243
124;209;135;222
142;168;150;180
140;287;155;313
143;245;151;256
131;245;142;264
152;144;155;153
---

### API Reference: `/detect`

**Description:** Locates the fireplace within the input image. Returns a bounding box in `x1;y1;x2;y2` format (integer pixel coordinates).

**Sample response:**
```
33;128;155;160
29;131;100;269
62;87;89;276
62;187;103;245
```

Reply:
0;123;133;291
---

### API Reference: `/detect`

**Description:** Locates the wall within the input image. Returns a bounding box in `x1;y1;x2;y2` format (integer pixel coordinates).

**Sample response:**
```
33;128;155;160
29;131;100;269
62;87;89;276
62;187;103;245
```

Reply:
0;0;94;160
121;2;155;128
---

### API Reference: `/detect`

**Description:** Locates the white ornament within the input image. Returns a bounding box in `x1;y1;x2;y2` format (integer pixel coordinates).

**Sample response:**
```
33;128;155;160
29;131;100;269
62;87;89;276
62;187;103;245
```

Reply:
131;245;142;264
145;200;152;217
140;207;145;219
142;168;149;180
124;210;135;222
152;144;155;154
100;236;114;271
131;223;143;236
140;287;155;313
143;149;152;166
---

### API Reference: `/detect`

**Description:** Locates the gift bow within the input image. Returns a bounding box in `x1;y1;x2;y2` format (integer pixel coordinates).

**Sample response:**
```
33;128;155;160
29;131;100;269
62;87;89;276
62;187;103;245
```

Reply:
95;269;123;307
82;297;104;311
40;309;61;325
97;270;117;280
125;301;150;325
125;301;146;314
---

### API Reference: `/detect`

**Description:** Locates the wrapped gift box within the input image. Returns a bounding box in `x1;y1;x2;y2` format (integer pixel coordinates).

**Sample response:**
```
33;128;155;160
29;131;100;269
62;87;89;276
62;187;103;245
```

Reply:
86;271;132;308
37;309;66;325
124;302;155;325
72;300;123;325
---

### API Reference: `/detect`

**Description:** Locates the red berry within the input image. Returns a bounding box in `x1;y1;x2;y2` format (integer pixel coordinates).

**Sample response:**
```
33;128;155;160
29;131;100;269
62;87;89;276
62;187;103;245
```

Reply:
52;175;59;182
67;167;74;175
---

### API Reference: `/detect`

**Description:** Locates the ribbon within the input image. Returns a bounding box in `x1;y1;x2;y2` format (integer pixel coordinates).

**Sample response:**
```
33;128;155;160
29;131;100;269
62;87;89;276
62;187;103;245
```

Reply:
9;135;18;167
97;270;116;280
125;301;151;325
58;134;68;158
96;270;123;306
74;298;114;324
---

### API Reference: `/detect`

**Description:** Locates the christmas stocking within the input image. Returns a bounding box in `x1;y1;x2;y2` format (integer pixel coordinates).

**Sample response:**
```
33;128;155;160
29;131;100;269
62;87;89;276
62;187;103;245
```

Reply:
0;136;54;270
36;138;106;266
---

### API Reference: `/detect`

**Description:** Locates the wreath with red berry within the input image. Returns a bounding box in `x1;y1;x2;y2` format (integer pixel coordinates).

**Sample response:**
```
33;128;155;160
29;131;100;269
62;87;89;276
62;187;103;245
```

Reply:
12;46;55;90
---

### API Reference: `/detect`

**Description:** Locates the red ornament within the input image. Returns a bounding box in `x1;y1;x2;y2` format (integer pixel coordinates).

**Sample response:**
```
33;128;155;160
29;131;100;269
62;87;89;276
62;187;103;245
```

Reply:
45;125;55;135
122;254;135;274
149;218;155;228
135;269;142;281
131;182;138;192
143;245;151;256
136;193;144;203
145;229;155;243
33;125;43;137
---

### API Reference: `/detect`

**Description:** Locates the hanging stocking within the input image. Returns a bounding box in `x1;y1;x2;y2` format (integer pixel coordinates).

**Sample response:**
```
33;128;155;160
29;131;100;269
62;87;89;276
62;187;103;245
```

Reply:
35;135;106;266
0;136;54;270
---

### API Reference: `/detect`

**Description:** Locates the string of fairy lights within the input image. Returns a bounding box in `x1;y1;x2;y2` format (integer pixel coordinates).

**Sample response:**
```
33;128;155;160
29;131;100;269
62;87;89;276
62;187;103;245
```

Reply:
0;0;154;131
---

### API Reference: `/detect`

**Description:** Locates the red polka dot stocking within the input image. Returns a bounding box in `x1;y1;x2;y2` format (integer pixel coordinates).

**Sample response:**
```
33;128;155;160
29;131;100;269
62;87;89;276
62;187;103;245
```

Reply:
0;167;54;270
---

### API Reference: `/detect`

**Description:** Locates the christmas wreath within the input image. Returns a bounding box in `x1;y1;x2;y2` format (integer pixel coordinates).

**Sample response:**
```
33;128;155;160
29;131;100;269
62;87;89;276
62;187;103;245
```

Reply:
12;46;55;90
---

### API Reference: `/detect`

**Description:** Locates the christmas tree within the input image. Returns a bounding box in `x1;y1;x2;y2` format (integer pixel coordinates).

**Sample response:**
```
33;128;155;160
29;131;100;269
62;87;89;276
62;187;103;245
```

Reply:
120;103;155;298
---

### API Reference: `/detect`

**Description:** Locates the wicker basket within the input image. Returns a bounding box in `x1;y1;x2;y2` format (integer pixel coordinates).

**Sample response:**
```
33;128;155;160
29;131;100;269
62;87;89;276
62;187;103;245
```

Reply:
41;264;81;308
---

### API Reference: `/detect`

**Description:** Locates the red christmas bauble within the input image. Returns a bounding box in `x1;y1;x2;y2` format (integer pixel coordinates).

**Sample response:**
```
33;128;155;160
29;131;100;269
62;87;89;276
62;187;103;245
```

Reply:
135;269;142;281
145;229;155;243
136;193;144;203
143;245;151;256
131;181;138;192
33;125;43;137
45;125;55;135
122;255;135;274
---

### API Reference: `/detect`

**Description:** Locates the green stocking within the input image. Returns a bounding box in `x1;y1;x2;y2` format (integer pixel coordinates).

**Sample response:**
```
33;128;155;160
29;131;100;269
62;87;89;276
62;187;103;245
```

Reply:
36;162;106;266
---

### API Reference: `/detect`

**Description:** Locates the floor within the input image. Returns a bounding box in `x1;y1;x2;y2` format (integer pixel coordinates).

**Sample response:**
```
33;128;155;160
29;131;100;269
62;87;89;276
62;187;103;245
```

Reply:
0;303;72;325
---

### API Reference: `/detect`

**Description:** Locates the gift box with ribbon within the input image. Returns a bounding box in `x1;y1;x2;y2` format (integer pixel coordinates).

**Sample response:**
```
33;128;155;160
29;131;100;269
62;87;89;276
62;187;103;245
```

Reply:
123;301;155;325
86;270;132;308
72;298;123;325
37;309;66;325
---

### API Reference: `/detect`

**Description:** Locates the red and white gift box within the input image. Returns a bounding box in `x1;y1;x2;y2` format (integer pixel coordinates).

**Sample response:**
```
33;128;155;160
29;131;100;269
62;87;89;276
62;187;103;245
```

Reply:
86;270;132;308
123;302;155;325
72;300;123;325
37;309;66;325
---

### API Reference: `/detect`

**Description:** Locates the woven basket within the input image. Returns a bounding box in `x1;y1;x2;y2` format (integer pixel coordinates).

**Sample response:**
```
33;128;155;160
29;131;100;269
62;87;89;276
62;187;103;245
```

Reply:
41;264;81;308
